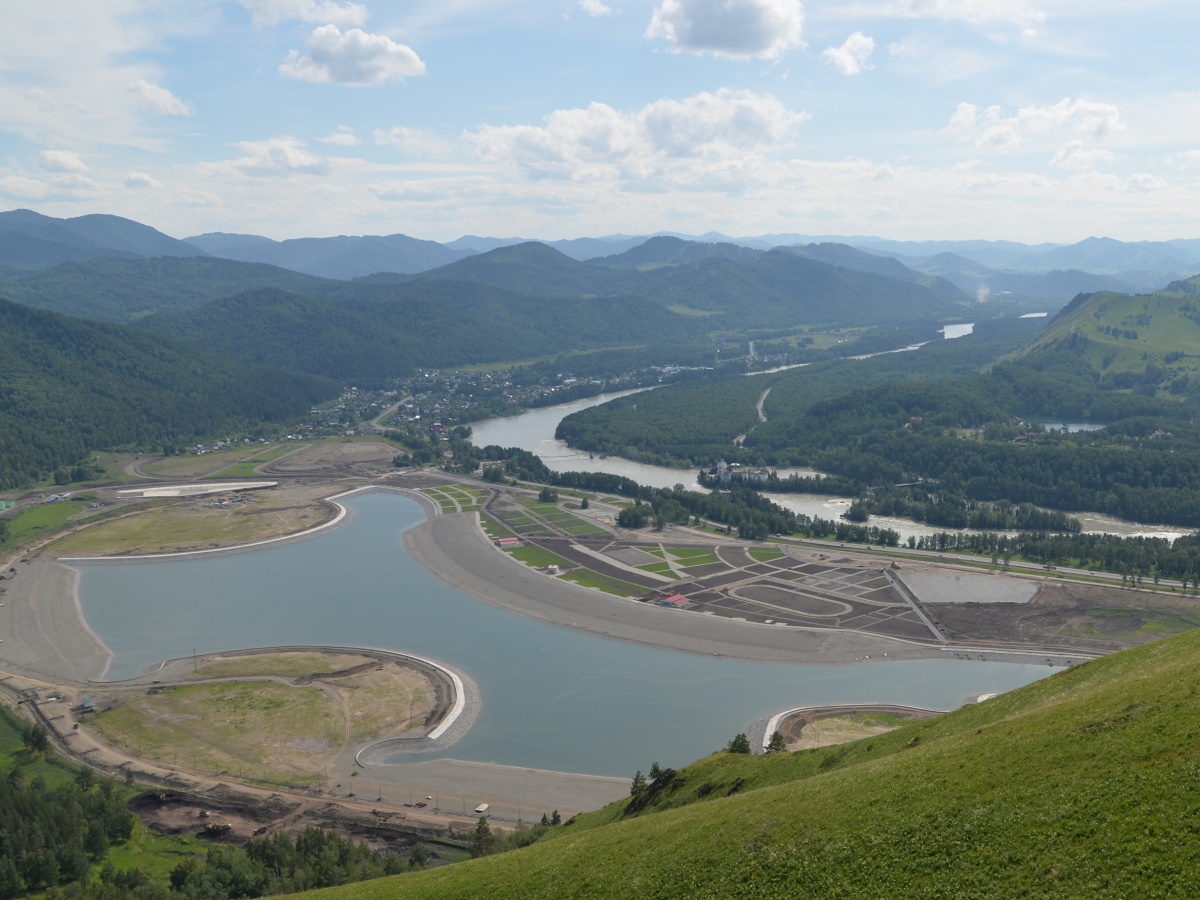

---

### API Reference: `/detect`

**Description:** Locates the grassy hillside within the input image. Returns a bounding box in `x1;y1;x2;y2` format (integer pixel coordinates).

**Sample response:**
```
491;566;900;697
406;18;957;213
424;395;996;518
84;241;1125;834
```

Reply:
302;628;1200;898
1017;277;1200;388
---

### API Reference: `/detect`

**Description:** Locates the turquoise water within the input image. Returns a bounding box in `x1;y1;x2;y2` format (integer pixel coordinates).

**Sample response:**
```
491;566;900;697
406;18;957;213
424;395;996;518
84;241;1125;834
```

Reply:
76;493;1054;777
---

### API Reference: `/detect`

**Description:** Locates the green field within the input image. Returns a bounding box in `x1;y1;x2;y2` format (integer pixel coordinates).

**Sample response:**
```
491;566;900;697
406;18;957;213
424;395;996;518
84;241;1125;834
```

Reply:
479;512;515;540
636;561;675;575
94;681;341;787
205;444;298;478
2;496;138;551
298;623;1200;899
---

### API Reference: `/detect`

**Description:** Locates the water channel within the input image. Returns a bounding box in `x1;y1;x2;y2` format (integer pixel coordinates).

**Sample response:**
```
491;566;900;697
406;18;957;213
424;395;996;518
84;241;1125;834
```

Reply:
76;492;1052;777
469;388;1190;542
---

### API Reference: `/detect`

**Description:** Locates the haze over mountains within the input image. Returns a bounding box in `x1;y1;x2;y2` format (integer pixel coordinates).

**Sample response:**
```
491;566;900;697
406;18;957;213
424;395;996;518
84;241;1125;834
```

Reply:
4;209;1200;307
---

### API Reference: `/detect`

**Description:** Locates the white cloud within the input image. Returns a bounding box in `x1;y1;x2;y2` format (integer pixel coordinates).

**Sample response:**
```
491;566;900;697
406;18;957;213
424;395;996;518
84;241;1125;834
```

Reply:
125;171;165;189
225;137;331;176
900;0;1045;34
38;150;88;172
646;0;804;60
129;79;193;117
468;88;808;183
1049;140;1118;170
54;173;98;190
821;32;874;75
0;3;207;151
279;25;426;86
373;126;445;157
1176;150;1200;170
579;0;613;14
317;125;360;145
175;187;224;207
944;101;978;135
0;176;52;200
946;97;1125;150
237;0;368;28
1125;173;1168;192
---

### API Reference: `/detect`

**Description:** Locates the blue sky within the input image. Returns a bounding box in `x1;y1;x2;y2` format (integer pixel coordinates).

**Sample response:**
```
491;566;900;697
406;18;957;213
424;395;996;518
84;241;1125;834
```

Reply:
2;0;1198;242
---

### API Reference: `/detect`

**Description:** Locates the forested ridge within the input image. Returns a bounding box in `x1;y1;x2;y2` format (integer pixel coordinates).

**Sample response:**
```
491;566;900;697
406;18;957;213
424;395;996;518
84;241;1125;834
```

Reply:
0;297;336;489
556;319;1045;465
0;257;337;323
556;316;1200;527
136;284;708;385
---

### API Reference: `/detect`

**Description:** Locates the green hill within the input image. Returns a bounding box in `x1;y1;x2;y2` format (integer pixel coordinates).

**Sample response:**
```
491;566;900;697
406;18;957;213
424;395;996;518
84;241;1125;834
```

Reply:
1016;277;1200;393
592;235;761;270
184;230;473;279
419;241;636;296
0;256;339;322
137;283;706;384
422;243;966;327
302;628;1200;899
0;296;336;488
0;208;205;271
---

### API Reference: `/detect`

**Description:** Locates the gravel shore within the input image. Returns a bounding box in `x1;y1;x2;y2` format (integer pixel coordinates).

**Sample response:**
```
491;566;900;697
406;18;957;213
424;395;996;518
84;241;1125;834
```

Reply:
402;510;950;667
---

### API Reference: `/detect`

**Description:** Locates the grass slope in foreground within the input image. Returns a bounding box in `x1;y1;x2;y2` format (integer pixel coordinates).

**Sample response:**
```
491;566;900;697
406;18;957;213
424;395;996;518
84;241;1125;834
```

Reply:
303;629;1200;899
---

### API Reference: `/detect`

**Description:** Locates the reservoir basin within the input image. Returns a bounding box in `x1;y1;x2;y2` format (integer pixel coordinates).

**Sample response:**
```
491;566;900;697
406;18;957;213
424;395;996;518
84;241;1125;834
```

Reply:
77;492;1054;778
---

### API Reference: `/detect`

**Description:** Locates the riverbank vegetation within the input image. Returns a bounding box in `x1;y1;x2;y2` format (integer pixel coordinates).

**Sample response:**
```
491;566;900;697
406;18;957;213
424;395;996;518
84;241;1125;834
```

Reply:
556;314;1200;528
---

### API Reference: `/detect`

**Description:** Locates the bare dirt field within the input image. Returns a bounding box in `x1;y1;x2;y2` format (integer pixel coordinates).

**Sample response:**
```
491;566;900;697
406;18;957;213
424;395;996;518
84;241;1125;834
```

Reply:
928;579;1200;651
42;483;343;557
89;650;437;790
898;569;1040;605
263;442;396;477
129;787;469;862
779;705;941;751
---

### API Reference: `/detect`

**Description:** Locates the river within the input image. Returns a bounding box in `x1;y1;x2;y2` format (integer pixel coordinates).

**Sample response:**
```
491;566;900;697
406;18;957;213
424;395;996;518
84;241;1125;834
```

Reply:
76;492;1052;777
469;385;1190;543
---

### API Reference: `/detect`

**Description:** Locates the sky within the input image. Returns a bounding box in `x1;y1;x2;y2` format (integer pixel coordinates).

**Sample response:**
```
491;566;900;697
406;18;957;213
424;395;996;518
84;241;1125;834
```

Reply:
2;0;1199;244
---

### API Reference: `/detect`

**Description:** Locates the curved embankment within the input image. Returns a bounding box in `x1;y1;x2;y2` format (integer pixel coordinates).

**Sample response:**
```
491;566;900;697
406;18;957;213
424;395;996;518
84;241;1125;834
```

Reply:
117;645;478;757
54;485;434;565
753;703;946;752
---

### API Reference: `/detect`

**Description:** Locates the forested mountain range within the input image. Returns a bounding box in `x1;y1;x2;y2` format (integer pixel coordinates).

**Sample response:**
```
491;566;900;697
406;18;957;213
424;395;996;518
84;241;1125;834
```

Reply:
591;235;761;270
882;251;1137;302
136;284;703;385
419;241;967;326
557;305;1200;527
0;256;338;322
0;209;205;271
3;208;1195;308
0;297;335;488
0;237;969;353
183;231;474;279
